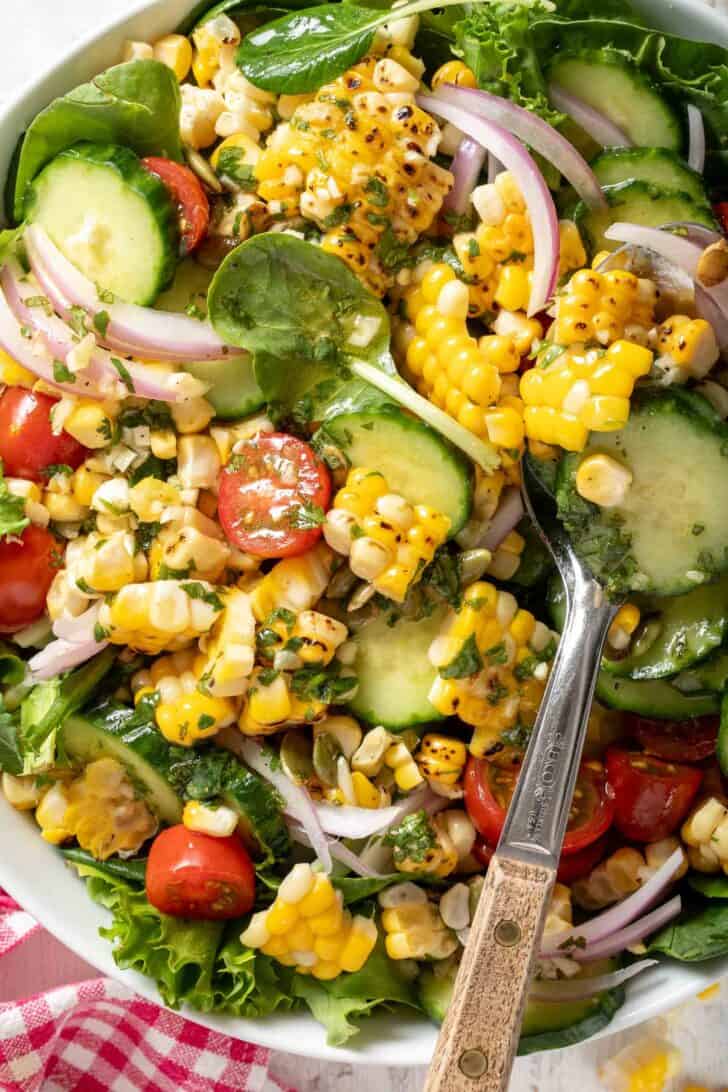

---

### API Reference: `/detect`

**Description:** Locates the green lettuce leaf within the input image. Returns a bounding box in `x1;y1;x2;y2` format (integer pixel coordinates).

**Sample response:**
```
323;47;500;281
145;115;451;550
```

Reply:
292;940;421;1046
648;898;728;961
0;466;29;541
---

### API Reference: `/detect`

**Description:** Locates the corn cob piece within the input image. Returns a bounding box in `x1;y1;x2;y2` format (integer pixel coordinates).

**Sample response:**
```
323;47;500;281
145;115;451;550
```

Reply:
240;863;377;979
97;579;223;654
134;649;238;746
551;267;658;348
520;339;653;452
64;530;148;594
249;543;336;622
378;883;457;960
197;587;256;698
572;837;686;910
239;667;329;736
650;314;719;383
682;796;728;873
416;734;468;791
255;56;452;294
428;581;558;761
323;467;450;603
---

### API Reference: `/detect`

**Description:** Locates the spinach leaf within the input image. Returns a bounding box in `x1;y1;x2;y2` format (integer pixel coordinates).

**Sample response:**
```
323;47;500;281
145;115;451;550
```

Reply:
236;0;467;93
331;874;401;905
9;60;182;221
648;899;728;961
61;846;148;886
179;0;312;37
0;698;22;777
688;874;728;899
208;232;396;423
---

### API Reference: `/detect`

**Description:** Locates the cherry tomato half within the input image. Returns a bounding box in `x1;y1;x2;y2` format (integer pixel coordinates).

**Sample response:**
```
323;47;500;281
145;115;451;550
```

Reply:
218;432;331;558
605;747;703;842
0;387;86;481
142;157;210;255
464;757;614;854
0;524;62;633
473;832;608;883
628;715;718;764
146;826;256;920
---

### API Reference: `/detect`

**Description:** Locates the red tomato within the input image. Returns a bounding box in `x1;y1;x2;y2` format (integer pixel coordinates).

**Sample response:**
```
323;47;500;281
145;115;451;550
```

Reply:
629;714;718;764
218;432;331;558
473;833;608;883
142;157;210;255
714;202;728;235
0;525;62;632
606;747;703;842
146;826;256;920
464;757;614;854
0;387;86;481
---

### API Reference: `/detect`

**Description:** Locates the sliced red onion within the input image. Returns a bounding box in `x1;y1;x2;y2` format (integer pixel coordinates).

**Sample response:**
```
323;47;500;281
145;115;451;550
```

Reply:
541;846;685;957
289;825;388;878
481;487;524;551
434;85;605;210
29;604;108;680
418;94;559;314
547;82;632;149
24;225;233;363
687;105;706;174
238;738;331;872
574;895;682;963
313;784;446;839
487;154;504;184
530;959;659;1002
445;137;487;216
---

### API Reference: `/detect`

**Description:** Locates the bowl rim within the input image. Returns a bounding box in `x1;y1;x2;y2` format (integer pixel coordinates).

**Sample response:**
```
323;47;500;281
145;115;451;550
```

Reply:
1;0;728;1066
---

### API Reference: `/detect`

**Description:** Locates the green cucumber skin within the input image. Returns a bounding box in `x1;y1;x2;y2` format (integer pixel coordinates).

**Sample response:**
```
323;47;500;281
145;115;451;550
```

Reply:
27;142;178;305
184;355;265;419
548;49;681;150
518;988;625;1056
575;179;718;256
322;408;473;537
590;148;709;207
222;766;290;864
718;691;728;779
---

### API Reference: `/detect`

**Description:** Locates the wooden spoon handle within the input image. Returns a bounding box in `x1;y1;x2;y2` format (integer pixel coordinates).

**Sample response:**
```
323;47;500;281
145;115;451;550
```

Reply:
424;854;555;1092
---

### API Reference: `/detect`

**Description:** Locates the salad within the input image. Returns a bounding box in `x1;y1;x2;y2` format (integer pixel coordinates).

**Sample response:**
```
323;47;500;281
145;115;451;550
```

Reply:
2;0;728;1055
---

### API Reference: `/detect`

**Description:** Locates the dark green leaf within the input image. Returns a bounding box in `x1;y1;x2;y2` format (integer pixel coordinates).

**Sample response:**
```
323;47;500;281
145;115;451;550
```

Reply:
688;874;728;899
440;632;482;679
0;698;22;776
384;810;437;865
61;847;147;885
332;874;401;904
0;463;29;540
648;899;728;961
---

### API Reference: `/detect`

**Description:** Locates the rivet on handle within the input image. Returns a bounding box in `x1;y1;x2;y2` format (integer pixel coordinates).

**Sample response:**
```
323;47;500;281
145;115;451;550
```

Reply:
494;919;521;947
459;1048;488;1079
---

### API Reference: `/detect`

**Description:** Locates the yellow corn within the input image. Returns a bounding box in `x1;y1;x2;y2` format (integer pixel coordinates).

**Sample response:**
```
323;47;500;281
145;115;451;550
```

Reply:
520;339;653;452
384;741;425;792
260;608;348;667
351;770;381;808
552;267;658;348
416;734;468;789
62;758;158;859
72;465;109;508
575;452;633;507
428;581;558;762
249;543;336;621
255;57;452;294
431;60;477;89
572;837;686;910
0;349;34;387
607;603;641;653
598;1038;682;1092
682;796;728;874
211;131;262;172
137;648;237;746
42;491;89;523
323;467;450;603
128;478;181;522
148;509;230;583
150;428;177;460
198;587;256;698
35;783;73;845
62;401;116;449
66;530;148;593
241;863;377;978
651;314;720;382
183;800;238;837
153;34;192;81
170;396;215;434
239;666;330;735
98;579;223;654
486;527;526;581
381;896;457;960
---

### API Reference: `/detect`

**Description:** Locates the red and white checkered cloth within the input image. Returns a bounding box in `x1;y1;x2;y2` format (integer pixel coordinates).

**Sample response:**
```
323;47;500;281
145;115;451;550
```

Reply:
0;892;295;1092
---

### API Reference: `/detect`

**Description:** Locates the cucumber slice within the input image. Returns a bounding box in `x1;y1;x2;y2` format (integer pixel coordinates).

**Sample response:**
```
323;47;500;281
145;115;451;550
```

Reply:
718;690;728;779
603;572;728;680
62;706;183;824
27;143;177;305
548;51;681;150
184;355;265;419
556;389;728;597
591;148;709;208
347;605;448;729
222;763;291;864
155;256;212;315
576;180;718;256
320;408;473;537
675;648;728;695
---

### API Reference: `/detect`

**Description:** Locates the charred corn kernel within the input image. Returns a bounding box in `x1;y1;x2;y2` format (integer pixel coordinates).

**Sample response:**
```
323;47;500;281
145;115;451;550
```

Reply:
250;543;336;620
351;726;393;776
198;587;256;698
608;603;641;652
191;16;240;87
150;427;177;460
553;268;658;349
43;491;89;523
416;734;467;789
432;60;477;89
143;648;237;745
35;782;73;845
0;349;34;387
428;581;558;763
382;898;457;960
651;314;720;383
256;57;451;295
183;800;238;837
63;758;157;860
2;772;43;810
324;467;450;603
170;396;215;434
682;796;728;873
128;477;181;522
149;515;230;583
123;40;154;62
598;1038;682;1092
63;401;116;449
242;865;376;978
211;131;262;172
389;810;459;877
521;340;653;452
98;579;222;654
153;34;192;80
261;609;348;667
239;665;328;735
67;530;147;593
576;453;633;508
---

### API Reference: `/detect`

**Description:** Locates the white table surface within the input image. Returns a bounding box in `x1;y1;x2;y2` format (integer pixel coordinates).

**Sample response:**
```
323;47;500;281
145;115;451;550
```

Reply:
4;2;728;1089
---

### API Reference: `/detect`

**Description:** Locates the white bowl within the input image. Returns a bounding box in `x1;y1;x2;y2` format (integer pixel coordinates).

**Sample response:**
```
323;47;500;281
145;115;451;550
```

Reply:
2;0;728;1065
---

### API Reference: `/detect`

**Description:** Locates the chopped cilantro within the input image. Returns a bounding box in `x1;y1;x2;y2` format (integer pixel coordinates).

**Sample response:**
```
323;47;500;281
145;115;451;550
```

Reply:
0;463;29;540
180;582;224;611
365;177;389;208
53;360;75;384
93;310;110;337
289;500;326;530
110;357;134;393
215;147;257;191
197;713;216;730
68;305;88;339
42;463;73;478
134;521;161;554
93;623;109;642
440;633;482;679
384;810;437;865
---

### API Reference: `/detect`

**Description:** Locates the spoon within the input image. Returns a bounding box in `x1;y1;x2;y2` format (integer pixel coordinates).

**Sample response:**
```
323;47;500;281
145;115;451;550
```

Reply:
424;456;620;1092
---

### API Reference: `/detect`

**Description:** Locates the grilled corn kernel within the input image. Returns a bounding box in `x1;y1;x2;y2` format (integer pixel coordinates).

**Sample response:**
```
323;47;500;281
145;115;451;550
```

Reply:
150;427;177;460
431;60;477;89
128;477;182;522
652;314;720;383
416;734;468;788
607;603;641;652
682;796;728;873
0;349;34;387
183;800;238;837
249;543;336;620
575;453;633;508
553;268;658;349
98;579;222;654
153;34;192;80
198;586;256;698
63;758;158;860
63;401;116;449
382;897;456;960
43;492;89;523
2;772;44;811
